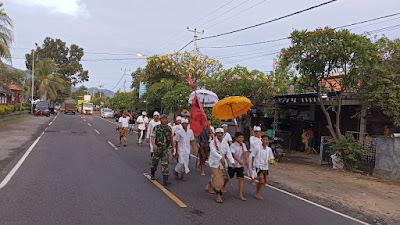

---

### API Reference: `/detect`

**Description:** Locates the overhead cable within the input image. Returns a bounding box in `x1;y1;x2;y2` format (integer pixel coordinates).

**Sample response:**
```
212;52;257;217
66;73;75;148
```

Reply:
197;0;339;41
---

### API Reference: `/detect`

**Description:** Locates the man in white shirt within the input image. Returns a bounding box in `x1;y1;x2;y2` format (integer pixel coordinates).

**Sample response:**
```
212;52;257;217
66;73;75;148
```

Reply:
249;126;262;185
226;132;248;201
146;111;161;156
173;118;197;181
136;111;149;146
118;112;132;147
205;128;235;203
222;124;233;145
252;135;275;200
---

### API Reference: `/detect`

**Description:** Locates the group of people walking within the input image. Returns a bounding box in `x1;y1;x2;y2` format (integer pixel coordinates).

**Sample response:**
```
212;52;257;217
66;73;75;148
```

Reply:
115;110;275;203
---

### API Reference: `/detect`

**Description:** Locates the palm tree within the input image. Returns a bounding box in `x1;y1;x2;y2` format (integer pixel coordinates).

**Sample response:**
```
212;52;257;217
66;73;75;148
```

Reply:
35;59;65;101
0;3;13;63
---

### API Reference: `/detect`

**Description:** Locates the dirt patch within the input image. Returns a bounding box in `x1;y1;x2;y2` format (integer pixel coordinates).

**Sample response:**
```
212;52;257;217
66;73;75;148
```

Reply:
269;154;400;225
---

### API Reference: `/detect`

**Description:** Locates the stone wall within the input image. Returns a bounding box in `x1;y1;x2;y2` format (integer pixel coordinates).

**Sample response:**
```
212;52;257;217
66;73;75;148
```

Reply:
373;136;400;182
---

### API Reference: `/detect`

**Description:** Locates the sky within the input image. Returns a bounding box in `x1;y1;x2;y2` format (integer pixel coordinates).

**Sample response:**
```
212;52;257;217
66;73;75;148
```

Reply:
4;0;400;92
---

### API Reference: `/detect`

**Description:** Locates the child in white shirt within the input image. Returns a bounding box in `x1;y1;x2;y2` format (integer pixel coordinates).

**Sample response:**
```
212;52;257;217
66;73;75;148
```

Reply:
252;135;274;200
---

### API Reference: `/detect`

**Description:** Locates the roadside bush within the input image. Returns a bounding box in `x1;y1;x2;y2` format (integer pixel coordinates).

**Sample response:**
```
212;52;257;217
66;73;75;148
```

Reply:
0;105;5;115
329;133;366;171
7;105;15;113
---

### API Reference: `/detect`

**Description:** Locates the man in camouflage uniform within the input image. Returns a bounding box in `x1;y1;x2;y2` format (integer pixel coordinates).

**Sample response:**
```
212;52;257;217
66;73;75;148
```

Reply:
150;114;175;185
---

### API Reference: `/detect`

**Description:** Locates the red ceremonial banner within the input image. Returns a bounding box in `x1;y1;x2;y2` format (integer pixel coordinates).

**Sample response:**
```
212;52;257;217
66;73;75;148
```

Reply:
190;93;207;136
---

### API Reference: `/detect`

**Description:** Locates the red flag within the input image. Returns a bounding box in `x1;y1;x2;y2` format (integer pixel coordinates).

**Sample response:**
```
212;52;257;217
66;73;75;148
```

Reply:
188;76;195;89
190;93;207;136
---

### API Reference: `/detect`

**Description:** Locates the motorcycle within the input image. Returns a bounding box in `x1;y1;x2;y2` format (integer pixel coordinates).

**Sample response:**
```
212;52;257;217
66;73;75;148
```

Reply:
271;137;285;162
34;109;51;117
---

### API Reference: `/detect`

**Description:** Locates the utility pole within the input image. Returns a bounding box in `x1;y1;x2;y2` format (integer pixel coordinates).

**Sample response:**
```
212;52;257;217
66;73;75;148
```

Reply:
121;68;130;93
97;83;104;97
187;27;204;54
31;50;35;114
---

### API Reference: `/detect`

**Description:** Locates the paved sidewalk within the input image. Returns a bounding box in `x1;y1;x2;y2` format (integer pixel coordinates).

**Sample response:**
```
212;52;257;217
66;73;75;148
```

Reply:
0;116;53;172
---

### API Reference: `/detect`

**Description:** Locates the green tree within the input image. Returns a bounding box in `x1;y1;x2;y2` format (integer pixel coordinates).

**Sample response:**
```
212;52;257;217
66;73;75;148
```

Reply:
71;85;88;100
34;59;65;101
171;52;223;85
143;52;223;86
0;3;13;63
25;37;89;102
359;37;400;126
91;96;108;106
161;83;192;113
281;27;377;139
108;92;134;111
7;69;26;84
143;55;183;86
131;67;145;91
142;79;174;113
200;66;276;104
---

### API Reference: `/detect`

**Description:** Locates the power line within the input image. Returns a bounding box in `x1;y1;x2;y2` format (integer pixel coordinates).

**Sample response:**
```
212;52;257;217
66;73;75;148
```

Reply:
367;23;400;34
197;0;251;28
178;40;194;52
334;12;400;29
205;0;268;30
149;0;238;54
111;73;125;91
199;11;400;49
201;37;289;49
227;51;280;64
349;16;400;31
81;57;148;62
190;0;237;27
197;0;339;41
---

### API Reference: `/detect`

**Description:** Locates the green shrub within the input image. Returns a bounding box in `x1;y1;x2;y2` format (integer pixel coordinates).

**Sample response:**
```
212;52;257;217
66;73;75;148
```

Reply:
0;106;5;115
329;133;366;171
7;105;15;113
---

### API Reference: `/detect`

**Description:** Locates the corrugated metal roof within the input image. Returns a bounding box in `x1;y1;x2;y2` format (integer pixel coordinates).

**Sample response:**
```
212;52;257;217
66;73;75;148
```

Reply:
0;85;13;95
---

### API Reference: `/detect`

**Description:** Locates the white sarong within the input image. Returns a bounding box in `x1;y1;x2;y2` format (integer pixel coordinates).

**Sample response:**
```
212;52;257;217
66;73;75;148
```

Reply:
175;152;190;174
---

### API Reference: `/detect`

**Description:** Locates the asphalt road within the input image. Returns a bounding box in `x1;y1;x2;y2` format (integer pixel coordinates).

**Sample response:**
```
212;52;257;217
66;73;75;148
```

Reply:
0;113;366;225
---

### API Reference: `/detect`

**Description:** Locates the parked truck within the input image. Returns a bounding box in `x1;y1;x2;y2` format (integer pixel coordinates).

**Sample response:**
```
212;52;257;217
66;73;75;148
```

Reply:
65;103;76;114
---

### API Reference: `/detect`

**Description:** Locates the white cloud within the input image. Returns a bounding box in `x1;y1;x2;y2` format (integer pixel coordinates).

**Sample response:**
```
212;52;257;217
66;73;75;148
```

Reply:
14;0;89;17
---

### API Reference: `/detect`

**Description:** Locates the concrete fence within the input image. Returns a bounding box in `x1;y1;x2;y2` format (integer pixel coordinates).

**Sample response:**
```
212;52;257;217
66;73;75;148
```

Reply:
373;135;400;182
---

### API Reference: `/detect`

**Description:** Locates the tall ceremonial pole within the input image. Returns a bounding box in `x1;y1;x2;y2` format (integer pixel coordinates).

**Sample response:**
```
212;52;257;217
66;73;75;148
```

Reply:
188;76;232;187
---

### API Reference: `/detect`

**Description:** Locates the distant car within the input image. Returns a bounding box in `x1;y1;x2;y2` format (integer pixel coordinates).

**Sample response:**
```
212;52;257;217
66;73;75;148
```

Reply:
101;108;114;118
59;105;65;112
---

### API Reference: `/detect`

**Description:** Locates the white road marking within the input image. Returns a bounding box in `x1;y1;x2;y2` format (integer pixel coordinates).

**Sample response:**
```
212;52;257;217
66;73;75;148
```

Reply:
188;154;369;225
87;123;91;126
94;129;100;134
0;114;58;189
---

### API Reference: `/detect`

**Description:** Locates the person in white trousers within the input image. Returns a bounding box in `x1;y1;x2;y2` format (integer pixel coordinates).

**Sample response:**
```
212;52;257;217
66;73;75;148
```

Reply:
146;111;161;156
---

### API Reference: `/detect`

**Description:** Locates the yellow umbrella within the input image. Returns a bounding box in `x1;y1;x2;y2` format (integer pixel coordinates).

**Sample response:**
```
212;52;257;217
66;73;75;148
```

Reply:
212;96;252;120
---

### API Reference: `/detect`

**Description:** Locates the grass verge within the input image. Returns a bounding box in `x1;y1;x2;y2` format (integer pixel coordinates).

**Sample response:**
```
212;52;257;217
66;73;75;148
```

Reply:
0;114;33;128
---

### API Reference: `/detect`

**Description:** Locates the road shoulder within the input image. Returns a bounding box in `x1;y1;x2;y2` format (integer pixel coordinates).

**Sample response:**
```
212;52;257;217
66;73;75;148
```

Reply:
269;157;400;225
0;115;53;178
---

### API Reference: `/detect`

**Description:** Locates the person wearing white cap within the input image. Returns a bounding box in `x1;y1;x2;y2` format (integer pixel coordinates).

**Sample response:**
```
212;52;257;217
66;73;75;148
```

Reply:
136;111;149;146
173;118;196;181
173;116;183;135
146;111;161;156
249;126;262;185
205;127;235;203
221;124;233;145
